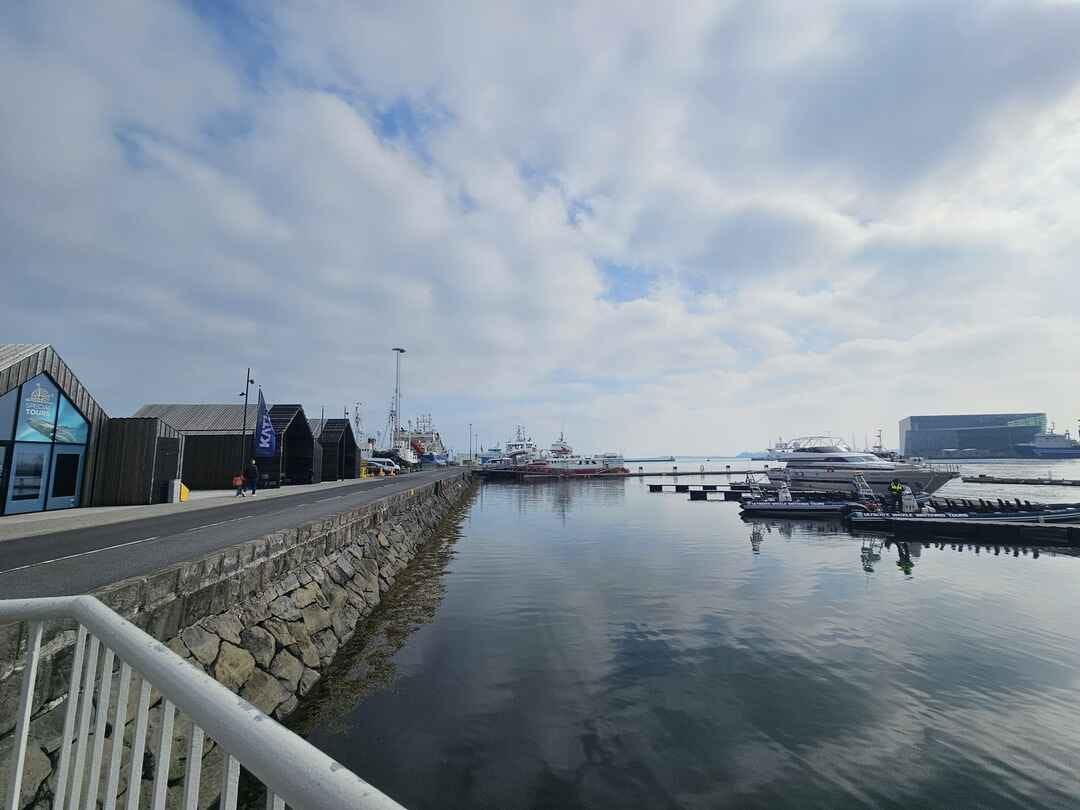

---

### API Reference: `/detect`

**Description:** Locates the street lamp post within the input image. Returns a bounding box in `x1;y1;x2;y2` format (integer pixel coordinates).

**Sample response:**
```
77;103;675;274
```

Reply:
238;367;255;474
391;348;406;441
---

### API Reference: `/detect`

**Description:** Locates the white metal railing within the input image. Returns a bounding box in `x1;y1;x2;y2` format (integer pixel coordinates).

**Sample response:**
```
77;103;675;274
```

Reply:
1;596;408;810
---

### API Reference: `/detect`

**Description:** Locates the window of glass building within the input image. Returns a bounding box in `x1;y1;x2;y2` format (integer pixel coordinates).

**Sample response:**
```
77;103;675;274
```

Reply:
0;387;17;440
55;395;89;444
14;374;59;442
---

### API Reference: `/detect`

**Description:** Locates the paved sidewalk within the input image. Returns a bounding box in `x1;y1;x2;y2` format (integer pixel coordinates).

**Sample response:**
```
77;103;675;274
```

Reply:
0;474;409;543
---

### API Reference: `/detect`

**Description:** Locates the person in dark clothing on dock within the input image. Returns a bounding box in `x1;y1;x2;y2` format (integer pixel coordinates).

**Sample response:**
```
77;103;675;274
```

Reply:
888;478;904;512
246;458;259;496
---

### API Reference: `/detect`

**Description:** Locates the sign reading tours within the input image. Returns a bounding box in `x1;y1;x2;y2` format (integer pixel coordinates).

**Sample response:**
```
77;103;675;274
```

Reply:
255;389;276;458
16;378;58;442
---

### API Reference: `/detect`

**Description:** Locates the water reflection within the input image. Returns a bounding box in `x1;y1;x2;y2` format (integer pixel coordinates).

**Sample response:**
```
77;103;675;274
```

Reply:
299;481;1080;809
482;477;627;523
749;523;764;554
859;537;883;572
286;500;470;738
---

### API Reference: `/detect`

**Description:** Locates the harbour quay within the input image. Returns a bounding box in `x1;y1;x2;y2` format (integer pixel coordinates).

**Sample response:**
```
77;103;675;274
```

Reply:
0;467;474;809
0;344;416;521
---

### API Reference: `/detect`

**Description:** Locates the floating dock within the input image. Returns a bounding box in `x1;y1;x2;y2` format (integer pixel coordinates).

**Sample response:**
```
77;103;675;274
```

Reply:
961;474;1080;486
647;483;858;503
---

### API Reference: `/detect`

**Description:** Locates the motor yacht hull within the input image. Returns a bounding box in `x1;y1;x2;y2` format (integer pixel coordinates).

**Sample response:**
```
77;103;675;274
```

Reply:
767;466;956;495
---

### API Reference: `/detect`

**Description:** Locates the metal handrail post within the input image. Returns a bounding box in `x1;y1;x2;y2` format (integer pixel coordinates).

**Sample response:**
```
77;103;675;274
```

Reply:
0;596;408;810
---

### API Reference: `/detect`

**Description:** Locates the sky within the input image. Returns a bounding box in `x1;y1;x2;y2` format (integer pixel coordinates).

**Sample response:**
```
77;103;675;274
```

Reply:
3;1;1080;456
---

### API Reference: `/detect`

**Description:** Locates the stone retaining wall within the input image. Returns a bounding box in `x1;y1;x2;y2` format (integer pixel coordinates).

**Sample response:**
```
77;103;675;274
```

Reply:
0;471;473;809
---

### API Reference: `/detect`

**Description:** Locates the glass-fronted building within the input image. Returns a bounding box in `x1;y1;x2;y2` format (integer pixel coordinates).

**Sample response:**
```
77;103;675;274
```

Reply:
899;413;1047;458
0;344;107;516
0;374;90;513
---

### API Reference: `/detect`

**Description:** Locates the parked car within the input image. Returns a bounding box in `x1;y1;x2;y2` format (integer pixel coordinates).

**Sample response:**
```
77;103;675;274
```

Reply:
365;458;400;474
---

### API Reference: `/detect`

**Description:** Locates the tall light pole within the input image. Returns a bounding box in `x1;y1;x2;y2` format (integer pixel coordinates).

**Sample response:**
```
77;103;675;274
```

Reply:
392;348;406;441
468;422;472;462
238;367;254;473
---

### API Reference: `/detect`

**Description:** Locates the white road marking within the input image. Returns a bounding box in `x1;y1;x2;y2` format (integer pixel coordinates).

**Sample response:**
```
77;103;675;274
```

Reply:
0;536;160;575
0;475;430;577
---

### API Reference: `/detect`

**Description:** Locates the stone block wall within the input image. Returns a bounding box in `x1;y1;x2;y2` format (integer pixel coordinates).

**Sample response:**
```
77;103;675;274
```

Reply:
0;471;472;809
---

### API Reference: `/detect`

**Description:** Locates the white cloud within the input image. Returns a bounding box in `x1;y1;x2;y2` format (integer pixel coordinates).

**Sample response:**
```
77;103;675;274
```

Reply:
2;1;1079;454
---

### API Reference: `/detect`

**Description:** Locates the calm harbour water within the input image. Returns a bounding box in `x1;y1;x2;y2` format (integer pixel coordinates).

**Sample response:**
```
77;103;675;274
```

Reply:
288;460;1080;809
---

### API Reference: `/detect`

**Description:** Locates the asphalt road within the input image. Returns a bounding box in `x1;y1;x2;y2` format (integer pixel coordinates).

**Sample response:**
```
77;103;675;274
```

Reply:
0;469;465;599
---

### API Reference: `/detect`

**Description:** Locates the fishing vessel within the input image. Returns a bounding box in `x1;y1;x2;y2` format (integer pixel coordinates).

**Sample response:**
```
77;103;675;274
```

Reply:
407;414;450;465
1015;423;1080;458
504;426;542;463
379;347;417;466
520;453;630;478
549;432;573;458
766;440;958;495
476;444;504;464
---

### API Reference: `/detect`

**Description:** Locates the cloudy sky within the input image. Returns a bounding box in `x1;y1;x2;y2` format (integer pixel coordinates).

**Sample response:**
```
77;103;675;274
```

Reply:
3;1;1080;455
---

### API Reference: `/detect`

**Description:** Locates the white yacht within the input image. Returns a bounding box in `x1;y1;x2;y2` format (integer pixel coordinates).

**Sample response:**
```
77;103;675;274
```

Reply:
766;442;958;495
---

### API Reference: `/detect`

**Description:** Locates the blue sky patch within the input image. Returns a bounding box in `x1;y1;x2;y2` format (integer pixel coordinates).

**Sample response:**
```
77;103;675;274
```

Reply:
188;0;278;87
597;259;657;303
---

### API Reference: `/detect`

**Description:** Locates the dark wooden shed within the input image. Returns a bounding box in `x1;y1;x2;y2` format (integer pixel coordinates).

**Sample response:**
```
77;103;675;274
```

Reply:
134;404;258;490
310;418;359;482
134;402;320;489
91;418;184;506
267;404;320;485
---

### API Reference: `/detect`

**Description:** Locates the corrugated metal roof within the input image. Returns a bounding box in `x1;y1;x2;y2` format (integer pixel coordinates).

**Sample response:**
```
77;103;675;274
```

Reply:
0;343;49;374
134;403;260;434
268;404;311;437
320;419;351;443
309;418;326;439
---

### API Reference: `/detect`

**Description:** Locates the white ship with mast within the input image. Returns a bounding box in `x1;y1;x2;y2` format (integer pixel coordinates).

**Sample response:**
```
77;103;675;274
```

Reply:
405;413;450;465
378;347;417;465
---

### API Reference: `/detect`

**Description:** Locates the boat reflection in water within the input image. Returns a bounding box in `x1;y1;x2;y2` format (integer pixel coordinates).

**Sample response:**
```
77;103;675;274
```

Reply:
483;475;628;523
741;514;1080;579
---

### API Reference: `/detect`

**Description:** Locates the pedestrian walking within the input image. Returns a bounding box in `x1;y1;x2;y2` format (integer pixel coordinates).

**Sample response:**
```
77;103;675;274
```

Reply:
233;471;245;497
246;458;259;496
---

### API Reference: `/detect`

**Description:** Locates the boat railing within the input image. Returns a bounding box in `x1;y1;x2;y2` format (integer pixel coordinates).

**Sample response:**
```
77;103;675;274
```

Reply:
922;462;961;474
0;595;407;810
